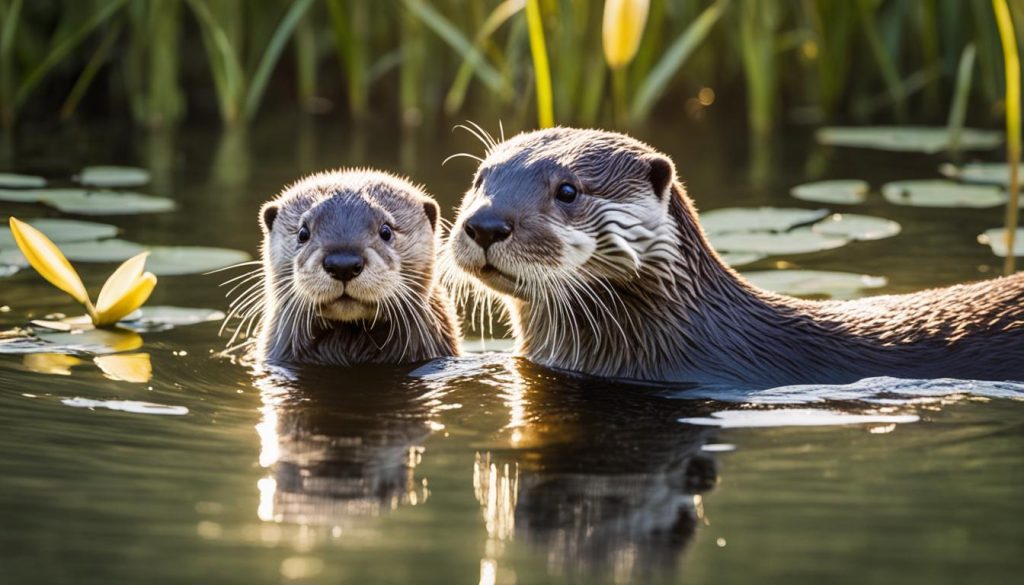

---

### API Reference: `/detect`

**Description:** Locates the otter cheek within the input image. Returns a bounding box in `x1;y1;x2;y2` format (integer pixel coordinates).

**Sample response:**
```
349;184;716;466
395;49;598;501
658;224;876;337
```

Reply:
558;227;596;270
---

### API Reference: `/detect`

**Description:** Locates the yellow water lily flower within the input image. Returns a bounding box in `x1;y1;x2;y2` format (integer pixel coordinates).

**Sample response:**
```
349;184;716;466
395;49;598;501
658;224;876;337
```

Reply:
603;0;650;70
8;216;157;328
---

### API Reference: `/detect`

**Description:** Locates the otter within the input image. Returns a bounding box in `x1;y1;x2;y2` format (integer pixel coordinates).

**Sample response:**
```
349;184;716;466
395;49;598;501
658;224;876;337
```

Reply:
446;127;1024;386
244;170;459;366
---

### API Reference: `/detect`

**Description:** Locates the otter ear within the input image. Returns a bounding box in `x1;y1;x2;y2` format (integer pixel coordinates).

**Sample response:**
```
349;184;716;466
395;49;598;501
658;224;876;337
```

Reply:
261;204;279;233
422;200;440;232
644;154;676;201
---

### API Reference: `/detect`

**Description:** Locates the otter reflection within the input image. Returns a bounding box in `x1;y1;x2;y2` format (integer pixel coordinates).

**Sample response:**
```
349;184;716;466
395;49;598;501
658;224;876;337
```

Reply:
253;364;447;526
472;360;718;581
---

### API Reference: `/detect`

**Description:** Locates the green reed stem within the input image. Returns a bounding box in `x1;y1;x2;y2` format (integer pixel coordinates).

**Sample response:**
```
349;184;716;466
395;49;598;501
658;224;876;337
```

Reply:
60;20;123;120
993;0;1020;274
946;44;976;154
525;0;554;128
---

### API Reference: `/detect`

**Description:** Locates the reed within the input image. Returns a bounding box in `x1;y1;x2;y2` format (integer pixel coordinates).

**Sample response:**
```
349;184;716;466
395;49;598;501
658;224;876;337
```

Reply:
0;0;1014;141
993;0;1020;274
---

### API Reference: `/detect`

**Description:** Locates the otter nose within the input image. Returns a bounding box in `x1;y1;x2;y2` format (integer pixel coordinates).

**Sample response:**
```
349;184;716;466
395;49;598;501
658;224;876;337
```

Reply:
322;251;364;282
464;213;513;250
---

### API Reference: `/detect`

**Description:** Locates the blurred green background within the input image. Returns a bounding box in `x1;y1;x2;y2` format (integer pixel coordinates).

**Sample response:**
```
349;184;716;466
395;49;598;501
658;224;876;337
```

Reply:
0;0;1020;136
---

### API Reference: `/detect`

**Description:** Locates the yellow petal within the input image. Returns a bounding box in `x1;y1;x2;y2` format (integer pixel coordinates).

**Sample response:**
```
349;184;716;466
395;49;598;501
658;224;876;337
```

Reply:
94;353;152;383
96;252;148;315
8;216;90;306
602;0;650;69
92;272;157;327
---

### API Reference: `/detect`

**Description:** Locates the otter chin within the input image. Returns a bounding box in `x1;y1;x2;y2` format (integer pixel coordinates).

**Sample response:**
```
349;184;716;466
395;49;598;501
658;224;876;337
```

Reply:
447;127;1024;386
244;169;460;367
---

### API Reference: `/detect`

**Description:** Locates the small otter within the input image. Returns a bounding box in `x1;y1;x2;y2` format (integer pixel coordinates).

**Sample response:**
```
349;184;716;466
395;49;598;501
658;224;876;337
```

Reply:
252;170;459;366
447;127;1024;385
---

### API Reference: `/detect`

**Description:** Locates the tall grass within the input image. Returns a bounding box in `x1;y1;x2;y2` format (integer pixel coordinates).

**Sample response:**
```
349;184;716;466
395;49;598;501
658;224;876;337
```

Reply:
0;0;1017;142
993;0;1020;274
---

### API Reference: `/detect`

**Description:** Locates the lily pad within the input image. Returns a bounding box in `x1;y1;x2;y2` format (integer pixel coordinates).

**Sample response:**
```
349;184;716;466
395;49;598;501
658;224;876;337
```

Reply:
816;126;1001;153
811;213;901;241
881;180;1006;208
790;180;868;205
6;239;251;275
61;397;187;416
743;269;887;299
700;207;829;235
0;188;48;202
977;227;1024;257
0;173;46;188
0;326;143;355
77;166;151;188
709;228;848;255
119;306;225;332
717;252;767;267
43;189;175;215
0;218;118;247
939;162;1024;187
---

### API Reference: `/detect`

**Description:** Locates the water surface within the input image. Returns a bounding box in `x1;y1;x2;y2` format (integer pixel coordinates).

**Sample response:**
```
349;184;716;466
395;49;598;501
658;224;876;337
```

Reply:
1;116;1021;584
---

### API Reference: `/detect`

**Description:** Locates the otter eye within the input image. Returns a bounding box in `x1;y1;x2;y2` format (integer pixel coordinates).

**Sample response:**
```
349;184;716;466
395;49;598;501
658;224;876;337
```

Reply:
379;223;393;242
555;183;578;203
297;224;310;244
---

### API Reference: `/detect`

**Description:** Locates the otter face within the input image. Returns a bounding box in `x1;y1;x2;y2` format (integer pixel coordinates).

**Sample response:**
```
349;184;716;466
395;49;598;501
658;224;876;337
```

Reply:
448;128;678;300
261;171;439;323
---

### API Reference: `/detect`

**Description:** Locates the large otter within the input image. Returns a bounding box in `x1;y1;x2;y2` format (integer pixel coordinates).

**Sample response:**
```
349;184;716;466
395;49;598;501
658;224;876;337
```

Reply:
446;127;1024;386
245;170;459;366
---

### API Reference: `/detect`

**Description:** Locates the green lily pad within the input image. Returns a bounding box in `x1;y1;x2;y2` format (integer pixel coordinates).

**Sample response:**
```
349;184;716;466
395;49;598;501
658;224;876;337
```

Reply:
9;239;252;275
700;207;829;235
120;306;225;332
0;264;19;277
811;213;901;241
44;190;175;215
881;180;1006;208
0;173;46;188
816;126;1002;153
977;227;1024;257
0;188;175;215
743;269;887;299
790;180;868;205
77;166;151;188
718;252;767;267
709;229;848;255
0;218;118;247
0;326;143;355
939;162;1024;187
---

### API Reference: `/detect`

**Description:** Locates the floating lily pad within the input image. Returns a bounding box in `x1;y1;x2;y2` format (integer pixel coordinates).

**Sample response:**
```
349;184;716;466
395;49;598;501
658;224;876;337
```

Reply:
5;239;251;275
977;227;1024;257
700;207;829;235
0;173;46;188
0;326;143;355
679;408;919;428
743;269;887;299
0;188;174;215
43;189;175;215
881;180;1006;208
0;218;118;247
120;306;225;332
0;263;20;277
61;397;187;416
790;180;868;205
718;252;767;267
811;213;901;241
709;228;848;255
816;126;1001;153
939;162;1024;187
77;166;151;188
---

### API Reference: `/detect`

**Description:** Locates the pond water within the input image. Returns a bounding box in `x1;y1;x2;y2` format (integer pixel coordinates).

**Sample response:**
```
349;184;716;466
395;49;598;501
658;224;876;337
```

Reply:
1;115;1022;585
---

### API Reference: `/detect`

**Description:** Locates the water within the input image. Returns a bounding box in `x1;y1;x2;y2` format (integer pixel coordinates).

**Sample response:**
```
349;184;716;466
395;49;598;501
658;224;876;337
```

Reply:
1;116;1022;584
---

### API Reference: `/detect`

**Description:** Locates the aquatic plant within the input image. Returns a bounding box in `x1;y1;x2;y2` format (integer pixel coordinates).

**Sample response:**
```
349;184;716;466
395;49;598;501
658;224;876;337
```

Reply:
993;0;1020;274
8;217;156;327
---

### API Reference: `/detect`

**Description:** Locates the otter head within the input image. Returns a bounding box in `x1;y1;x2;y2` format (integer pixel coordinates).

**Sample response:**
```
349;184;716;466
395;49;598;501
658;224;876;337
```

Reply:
449;127;679;299
260;170;440;323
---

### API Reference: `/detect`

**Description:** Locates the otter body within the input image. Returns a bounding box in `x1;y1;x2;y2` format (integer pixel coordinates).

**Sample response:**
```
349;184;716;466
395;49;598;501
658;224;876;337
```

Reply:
447;127;1023;386
256;170;459;366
